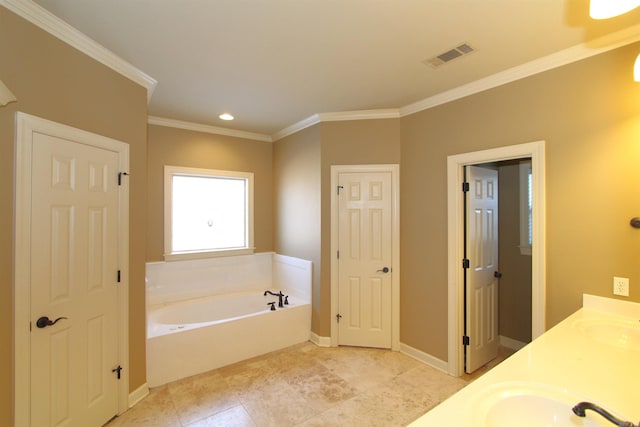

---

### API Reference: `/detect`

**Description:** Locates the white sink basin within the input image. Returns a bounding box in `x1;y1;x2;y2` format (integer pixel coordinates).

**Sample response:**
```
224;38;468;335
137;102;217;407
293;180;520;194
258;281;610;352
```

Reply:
472;382;609;427
572;317;640;352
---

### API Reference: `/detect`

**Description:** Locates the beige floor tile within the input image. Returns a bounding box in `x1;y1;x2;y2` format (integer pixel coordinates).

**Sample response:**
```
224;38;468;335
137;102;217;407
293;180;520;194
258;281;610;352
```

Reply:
282;361;359;412
111;342;510;427
107;386;180;427
237;376;317;427
184;405;257;427
168;369;242;425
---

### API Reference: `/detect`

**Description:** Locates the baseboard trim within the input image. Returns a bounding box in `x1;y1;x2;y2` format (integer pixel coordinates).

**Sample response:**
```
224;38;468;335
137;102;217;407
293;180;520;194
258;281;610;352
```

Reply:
128;383;150;408
310;331;331;347
499;335;528;352
400;342;449;373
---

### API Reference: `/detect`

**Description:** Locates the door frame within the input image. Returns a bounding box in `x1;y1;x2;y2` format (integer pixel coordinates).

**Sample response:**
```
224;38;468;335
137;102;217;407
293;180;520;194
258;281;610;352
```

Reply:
13;112;130;425
330;164;400;350
447;141;545;376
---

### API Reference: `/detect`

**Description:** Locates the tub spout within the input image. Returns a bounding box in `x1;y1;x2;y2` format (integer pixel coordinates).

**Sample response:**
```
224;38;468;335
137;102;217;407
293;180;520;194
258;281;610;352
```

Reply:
264;290;284;307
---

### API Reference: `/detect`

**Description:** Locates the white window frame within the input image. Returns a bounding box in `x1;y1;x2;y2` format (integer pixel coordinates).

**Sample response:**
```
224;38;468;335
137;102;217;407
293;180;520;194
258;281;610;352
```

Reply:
519;160;532;256
164;165;254;261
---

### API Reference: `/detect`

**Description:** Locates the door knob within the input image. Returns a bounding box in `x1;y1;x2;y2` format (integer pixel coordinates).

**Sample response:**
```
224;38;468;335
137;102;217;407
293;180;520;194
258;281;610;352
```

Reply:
377;267;390;273
494;271;503;278
36;316;68;329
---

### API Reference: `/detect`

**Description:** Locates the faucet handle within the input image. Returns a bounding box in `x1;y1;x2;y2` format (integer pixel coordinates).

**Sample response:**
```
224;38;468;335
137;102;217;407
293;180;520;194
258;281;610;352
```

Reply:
284;295;289;305
267;302;276;311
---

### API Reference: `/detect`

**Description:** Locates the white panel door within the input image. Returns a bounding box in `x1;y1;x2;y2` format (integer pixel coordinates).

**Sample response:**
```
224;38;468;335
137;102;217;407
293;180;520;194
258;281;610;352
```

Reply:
465;165;499;374
337;171;392;348
30;132;120;426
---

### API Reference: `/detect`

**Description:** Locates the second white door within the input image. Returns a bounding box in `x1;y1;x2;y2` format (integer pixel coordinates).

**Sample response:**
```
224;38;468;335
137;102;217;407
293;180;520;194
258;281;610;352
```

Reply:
337;171;392;348
465;165;499;373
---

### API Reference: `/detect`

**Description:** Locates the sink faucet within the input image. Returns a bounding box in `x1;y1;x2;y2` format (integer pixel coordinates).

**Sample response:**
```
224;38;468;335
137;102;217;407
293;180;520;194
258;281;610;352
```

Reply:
264;290;284;307
572;402;638;427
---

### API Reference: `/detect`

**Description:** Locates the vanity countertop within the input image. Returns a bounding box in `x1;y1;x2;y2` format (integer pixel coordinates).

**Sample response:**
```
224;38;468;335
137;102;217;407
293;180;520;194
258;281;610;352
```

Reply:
409;295;640;426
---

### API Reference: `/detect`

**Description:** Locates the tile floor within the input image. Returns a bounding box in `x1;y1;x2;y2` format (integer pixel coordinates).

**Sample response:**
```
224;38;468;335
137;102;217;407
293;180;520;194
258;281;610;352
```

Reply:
108;342;514;427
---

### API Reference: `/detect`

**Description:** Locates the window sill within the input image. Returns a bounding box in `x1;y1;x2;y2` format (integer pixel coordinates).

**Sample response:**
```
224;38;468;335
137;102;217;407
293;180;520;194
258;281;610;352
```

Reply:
164;247;255;261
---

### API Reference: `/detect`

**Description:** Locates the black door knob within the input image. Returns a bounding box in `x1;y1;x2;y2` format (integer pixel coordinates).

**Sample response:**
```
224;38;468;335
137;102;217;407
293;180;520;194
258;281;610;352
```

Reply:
494;271;503;278
36;316;68;328
377;267;390;273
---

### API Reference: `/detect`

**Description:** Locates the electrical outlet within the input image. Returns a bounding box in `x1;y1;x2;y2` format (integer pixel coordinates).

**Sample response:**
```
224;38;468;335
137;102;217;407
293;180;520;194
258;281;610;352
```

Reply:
613;276;629;297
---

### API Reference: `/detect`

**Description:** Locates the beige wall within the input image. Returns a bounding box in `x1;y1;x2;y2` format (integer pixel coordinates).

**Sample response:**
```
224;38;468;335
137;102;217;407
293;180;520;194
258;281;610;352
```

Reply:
498;162;532;343
147;125;273;261
401;42;640;360
273;119;401;336
272;125;322;330
319;120;401;335
0;7;148;425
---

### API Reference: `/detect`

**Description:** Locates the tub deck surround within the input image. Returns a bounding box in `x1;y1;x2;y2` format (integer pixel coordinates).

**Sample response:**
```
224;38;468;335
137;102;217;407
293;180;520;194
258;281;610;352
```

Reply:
410;295;640;426
146;253;312;387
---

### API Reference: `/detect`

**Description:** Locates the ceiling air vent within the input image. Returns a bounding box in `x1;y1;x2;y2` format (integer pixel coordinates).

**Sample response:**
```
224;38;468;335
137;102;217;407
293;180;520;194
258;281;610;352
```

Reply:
424;43;476;68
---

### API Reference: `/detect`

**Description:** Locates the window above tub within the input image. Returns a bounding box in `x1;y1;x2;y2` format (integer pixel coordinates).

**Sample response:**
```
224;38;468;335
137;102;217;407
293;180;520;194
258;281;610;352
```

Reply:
164;165;254;260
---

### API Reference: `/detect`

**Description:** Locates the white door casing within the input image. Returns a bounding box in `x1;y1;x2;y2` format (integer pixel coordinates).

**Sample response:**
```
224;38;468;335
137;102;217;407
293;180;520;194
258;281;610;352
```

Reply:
447;141;546;377
465;166;499;373
14;112;130;426
337;171;392;348
330;165;399;350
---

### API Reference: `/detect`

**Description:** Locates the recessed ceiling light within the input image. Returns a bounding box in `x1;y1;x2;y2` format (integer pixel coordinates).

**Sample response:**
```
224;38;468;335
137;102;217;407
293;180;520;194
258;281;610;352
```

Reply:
219;113;234;121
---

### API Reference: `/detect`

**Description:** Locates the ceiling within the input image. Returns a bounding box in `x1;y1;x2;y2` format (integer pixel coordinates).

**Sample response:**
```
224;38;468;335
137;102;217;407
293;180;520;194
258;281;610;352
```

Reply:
30;0;640;137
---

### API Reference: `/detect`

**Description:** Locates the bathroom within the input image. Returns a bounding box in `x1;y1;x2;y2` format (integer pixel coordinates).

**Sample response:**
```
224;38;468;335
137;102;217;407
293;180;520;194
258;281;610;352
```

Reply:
2;2;640;426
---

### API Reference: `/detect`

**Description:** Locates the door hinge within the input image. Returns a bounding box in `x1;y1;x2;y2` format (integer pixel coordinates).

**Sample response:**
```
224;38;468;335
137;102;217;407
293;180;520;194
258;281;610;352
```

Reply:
336;314;343;323
337;185;344;195
462;182;470;193
462;259;470;269
462;336;470;346
117;270;121;283
337;250;340;259
112;365;123;380
118;172;129;186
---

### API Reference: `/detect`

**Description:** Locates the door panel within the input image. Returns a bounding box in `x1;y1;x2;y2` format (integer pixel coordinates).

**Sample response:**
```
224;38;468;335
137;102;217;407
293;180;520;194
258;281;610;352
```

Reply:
338;172;392;348
30;132;119;426
465;165;499;374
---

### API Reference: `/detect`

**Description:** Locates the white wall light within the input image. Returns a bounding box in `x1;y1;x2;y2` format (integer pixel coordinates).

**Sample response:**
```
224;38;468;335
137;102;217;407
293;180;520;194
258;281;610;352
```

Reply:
0;80;17;107
219;113;234;121
589;0;640;19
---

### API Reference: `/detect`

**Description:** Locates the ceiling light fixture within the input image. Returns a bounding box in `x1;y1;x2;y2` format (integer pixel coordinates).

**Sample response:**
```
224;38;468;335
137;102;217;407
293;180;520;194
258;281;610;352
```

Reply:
219;113;234;121
589;0;640;19
589;1;640;82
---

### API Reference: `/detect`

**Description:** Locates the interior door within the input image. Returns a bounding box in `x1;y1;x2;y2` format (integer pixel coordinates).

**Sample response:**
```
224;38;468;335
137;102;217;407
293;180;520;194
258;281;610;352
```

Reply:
29;131;120;426
465;165;499;374
337;171;392;348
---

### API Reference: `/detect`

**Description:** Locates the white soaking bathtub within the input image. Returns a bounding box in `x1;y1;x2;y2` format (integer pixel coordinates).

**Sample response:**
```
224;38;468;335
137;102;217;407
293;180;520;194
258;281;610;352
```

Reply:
146;253;312;387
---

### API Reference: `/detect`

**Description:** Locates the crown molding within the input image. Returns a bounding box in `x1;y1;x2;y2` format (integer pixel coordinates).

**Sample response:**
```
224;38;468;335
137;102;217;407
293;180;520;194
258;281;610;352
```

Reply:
0;80;17;106
272;109;401;141
400;25;640;117
148;116;272;143
317;109;400;122
0;0;157;102
271;114;321;141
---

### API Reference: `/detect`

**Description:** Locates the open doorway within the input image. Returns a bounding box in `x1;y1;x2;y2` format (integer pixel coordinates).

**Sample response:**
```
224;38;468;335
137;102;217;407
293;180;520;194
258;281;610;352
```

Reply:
447;141;546;377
